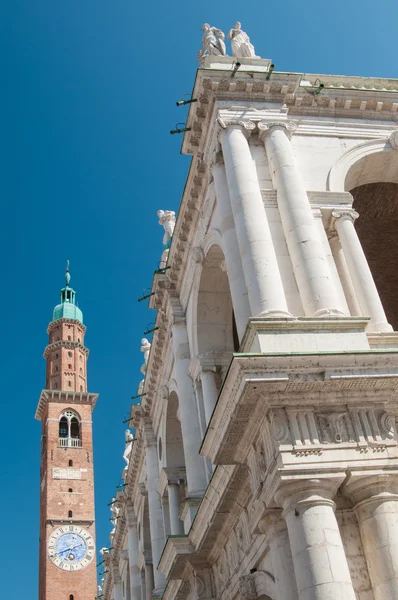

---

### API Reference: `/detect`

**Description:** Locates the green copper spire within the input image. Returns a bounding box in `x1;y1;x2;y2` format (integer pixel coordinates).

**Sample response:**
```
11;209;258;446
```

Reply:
52;261;84;324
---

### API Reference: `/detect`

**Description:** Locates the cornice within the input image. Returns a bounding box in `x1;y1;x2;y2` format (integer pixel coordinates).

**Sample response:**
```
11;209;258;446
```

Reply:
200;350;398;465
35;389;99;421
43;340;89;358
47;318;86;334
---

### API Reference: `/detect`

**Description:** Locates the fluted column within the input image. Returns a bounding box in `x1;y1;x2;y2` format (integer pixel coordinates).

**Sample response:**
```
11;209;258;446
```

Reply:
212;156;251;338
126;504;142;600
276;480;356;600
171;306;207;497
332;210;392;332
168;481;184;535
259;511;298;600
259;121;346;317
143;423;166;594
218;119;290;317
344;474;398;600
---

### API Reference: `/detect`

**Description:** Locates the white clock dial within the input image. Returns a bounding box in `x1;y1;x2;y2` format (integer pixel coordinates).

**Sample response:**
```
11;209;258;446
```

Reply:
48;525;95;571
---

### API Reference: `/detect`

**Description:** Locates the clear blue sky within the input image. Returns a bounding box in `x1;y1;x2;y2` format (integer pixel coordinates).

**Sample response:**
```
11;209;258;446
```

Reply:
1;0;397;596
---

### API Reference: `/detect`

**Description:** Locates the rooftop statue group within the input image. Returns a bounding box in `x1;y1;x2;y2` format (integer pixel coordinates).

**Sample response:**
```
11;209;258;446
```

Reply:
199;21;258;60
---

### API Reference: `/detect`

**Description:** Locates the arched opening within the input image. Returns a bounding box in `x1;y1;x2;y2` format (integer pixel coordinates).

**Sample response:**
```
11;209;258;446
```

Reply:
68;459;73;467
68;488;73;493
68;510;73;518
165;392;186;470
196;245;239;357
345;150;398;330
58;410;81;448
163;391;186;535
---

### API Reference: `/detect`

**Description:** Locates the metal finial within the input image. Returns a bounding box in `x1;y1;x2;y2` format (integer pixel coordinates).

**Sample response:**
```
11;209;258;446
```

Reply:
65;260;71;287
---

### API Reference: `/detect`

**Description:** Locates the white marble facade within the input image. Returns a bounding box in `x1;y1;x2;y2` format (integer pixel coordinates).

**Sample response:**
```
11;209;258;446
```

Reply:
102;44;398;600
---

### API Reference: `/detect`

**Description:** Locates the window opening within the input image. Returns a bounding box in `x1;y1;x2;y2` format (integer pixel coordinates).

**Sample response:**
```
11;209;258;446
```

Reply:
59;411;81;448
68;488;73;493
69;459;73;467
68;510;73;518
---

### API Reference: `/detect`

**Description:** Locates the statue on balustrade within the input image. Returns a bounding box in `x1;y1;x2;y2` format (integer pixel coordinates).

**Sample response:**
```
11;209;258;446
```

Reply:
228;22;257;58
140;338;151;375
123;429;134;466
198;23;227;59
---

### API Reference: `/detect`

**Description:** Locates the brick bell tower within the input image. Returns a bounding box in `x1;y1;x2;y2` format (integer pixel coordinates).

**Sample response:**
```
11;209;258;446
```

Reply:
36;262;98;600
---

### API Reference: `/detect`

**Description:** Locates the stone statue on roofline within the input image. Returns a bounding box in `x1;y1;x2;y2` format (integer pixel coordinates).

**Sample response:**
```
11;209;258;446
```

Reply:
123;428;134;466
158;209;176;269
198;23;227;60
110;497;120;527
140;338;151;375
228;22;258;58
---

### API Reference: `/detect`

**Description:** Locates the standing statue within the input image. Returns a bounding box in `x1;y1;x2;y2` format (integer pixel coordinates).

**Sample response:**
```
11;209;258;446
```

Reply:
228;22;257;58
110;498;120;527
99;547;109;557
157;210;176;269
140;338;151;375
123;429;134;466
198;23;227;59
157;210;176;248
97;584;102;595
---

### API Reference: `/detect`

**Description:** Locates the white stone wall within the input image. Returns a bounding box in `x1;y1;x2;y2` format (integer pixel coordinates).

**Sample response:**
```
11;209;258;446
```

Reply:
102;56;398;600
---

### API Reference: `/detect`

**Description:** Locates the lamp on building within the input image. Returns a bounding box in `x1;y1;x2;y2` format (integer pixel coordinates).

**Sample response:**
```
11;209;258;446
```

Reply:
176;94;197;106
170;123;191;134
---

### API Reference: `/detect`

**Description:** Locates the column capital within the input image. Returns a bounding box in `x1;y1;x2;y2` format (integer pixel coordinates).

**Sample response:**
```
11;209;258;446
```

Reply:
142;418;157;448
257;508;288;543
126;501;137;527
274;476;346;514
331;209;359;227
343;471;398;505
216;116;256;140
258;120;297;141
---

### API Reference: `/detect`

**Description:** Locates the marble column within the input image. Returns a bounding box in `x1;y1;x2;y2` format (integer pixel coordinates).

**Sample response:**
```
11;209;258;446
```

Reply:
276;480;356;600
344;474;398;600
143;425;166;594
171;314;207;498
112;564;123;600
218;120;289;317
168;481;184;535
212;157;251;338
332;210;392;332
144;563;155;600
259;121;346;317
259;511;298;600
200;368;218;426
329;235;361;316
126;504;142;600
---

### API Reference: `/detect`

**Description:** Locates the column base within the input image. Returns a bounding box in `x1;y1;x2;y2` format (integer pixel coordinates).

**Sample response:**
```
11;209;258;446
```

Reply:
241;316;371;353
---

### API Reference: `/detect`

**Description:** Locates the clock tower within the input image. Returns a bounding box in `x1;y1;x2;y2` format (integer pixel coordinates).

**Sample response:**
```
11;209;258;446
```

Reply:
36;263;98;600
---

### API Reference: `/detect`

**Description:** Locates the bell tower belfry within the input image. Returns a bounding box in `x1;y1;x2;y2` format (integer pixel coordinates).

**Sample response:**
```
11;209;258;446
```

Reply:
36;263;98;600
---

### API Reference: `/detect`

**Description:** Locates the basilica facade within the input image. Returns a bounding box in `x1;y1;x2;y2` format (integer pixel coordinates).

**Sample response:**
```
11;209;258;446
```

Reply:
100;24;398;600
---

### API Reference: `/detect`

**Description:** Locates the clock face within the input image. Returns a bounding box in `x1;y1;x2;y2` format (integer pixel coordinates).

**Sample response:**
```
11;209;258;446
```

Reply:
48;525;95;571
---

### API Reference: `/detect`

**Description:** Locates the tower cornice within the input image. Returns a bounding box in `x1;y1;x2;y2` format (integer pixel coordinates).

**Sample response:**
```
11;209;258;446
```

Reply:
35;389;99;421
47;317;87;335
43;339;90;358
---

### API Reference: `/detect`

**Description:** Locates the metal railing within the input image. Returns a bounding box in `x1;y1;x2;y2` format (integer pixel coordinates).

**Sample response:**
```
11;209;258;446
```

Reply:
58;437;82;448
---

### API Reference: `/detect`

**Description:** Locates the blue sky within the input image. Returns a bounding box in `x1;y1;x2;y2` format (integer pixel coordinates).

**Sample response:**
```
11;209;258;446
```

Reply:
1;0;397;596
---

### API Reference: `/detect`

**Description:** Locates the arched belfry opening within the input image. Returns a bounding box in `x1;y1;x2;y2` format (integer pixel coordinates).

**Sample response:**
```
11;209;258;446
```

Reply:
196;244;239;356
345;150;398;330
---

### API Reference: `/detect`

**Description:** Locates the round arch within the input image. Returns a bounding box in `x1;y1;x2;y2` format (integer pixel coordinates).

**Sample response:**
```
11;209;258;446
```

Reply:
327;135;398;192
191;243;238;358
